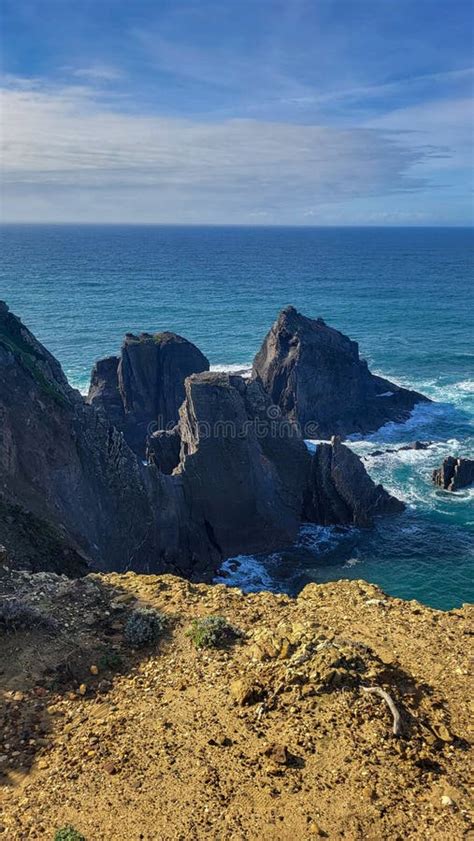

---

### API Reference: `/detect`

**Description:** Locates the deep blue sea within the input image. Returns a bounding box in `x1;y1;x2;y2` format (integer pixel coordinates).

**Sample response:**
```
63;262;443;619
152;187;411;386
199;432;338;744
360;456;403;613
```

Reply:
1;225;473;610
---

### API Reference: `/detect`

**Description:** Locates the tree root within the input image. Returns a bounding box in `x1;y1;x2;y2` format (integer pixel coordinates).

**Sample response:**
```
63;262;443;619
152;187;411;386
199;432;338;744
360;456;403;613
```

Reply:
361;685;402;736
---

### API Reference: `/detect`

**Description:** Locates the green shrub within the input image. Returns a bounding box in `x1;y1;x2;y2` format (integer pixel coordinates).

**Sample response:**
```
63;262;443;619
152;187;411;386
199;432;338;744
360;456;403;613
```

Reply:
124;607;167;648
54;826;85;841
98;649;123;671
186;615;242;649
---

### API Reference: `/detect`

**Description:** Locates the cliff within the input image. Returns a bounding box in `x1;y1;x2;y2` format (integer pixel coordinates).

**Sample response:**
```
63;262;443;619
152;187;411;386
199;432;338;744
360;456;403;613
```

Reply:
0;302;405;581
0;567;471;840
253;306;429;438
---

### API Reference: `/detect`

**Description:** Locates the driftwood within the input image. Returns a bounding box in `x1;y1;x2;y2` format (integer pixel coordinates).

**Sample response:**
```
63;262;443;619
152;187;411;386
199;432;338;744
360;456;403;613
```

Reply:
361;685;402;736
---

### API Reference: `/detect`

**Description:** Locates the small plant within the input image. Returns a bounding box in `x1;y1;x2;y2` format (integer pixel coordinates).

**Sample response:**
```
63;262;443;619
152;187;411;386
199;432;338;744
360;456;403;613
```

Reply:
98;649;123;672
186;615;242;649
124;606;167;648
0;598;58;634
54;826;85;841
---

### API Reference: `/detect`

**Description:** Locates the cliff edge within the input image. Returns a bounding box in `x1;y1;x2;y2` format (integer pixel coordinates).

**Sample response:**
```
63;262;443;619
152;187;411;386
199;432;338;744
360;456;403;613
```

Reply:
0;568;472;840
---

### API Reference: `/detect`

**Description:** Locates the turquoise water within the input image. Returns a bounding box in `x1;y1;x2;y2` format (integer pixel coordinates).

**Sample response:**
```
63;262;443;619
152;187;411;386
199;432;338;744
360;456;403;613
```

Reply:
1;224;473;609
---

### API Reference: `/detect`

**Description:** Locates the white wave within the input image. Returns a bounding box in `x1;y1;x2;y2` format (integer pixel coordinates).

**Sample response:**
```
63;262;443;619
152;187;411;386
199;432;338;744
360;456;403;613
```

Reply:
210;363;252;378
343;556;361;568
214;553;277;592
297;523;358;552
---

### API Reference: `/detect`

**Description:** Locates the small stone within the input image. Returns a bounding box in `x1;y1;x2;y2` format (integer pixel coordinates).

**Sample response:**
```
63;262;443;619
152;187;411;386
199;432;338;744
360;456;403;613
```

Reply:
78;684;87;696
264;743;288;765
90;665;99;675
230;678;265;706
103;761;117;775
441;795;454;807
435;724;452;743
113;593;136;604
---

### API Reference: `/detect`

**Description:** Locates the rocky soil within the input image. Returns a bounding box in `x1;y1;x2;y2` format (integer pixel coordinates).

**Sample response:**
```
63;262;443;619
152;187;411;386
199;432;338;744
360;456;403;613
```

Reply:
0;567;472;840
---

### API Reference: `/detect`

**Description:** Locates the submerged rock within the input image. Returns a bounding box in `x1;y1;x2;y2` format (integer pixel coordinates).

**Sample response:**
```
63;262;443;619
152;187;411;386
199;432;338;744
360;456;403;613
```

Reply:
303;438;405;527
253;306;429;438
88;331;209;457
367;440;433;458
432;456;474;491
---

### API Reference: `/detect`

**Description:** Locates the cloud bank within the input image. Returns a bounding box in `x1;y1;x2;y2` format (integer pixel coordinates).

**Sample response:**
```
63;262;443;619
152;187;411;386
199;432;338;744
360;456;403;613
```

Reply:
0;79;464;223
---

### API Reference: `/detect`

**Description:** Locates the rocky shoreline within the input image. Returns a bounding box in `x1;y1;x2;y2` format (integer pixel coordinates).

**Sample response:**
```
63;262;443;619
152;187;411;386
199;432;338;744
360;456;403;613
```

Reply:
0;301;421;581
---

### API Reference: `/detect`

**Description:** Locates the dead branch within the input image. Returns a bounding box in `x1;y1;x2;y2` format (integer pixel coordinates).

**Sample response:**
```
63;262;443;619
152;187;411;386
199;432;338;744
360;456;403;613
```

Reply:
361;685;402;736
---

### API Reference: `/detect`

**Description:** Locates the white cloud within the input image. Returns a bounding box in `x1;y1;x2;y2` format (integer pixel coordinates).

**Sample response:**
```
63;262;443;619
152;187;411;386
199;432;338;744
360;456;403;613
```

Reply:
71;64;124;82
0;78;457;223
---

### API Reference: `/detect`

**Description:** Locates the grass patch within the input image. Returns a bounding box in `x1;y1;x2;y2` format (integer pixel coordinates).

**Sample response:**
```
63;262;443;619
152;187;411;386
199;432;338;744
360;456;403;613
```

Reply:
54;827;86;841
185;616;243;649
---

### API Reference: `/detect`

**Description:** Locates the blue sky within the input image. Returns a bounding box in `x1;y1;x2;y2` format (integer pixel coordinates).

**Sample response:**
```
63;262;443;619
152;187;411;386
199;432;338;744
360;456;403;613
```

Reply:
1;0;473;224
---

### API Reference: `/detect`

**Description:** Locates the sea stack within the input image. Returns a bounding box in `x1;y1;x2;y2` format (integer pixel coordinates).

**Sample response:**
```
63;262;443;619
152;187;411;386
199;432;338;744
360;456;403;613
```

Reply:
253;306;429;438
304;438;405;527
88;331;209;457
432;456;474;491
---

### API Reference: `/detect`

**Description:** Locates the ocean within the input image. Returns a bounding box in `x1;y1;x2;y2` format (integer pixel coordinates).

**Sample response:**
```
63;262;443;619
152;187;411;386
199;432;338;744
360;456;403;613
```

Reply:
1;224;473;609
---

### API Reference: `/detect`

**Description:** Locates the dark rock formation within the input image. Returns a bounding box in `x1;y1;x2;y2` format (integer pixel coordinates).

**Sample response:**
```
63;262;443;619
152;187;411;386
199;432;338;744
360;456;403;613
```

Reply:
175;372;311;562
253;307;429;438
147;426;181;474
432;457;474;491
0;302;406;580
87;332;209;457
0;302;157;574
303;438;405;527
366;441;433;458
87;355;124;428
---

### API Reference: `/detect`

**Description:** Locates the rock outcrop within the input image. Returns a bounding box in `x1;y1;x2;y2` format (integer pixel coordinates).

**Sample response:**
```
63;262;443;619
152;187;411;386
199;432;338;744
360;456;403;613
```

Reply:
88;332;209;457
0;302;158;574
432;456;474;491
304;438;405;527
175;372;311;563
0;302;406;580
253;306;428;438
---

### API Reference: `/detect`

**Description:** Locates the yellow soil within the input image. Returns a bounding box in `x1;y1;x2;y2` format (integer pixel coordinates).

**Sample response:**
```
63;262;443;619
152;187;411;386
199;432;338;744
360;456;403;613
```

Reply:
0;569;472;840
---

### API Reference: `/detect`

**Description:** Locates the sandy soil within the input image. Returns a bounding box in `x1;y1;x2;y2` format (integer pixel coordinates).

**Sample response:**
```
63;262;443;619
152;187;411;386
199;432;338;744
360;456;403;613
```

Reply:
0;567;472;840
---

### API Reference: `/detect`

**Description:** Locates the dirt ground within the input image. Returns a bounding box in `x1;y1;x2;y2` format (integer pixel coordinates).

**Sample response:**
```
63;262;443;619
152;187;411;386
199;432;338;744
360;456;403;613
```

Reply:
0;566;472;840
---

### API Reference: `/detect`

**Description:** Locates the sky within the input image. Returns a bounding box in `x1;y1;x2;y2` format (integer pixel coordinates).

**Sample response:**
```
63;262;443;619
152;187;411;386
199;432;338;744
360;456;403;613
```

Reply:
1;0;473;225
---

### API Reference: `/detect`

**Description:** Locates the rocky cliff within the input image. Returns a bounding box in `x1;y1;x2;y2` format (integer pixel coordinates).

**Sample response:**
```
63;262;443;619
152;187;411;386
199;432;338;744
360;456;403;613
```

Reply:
432;456;474;491
253;306;428;438
0;303;406;582
88;331;209;457
304;438;405;527
0;302;157;574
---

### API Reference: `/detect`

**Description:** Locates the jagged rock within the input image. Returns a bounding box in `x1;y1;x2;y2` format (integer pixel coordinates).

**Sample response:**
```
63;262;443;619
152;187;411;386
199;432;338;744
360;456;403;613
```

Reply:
253;306;428;438
367;441;433;458
147;426;181;474
432;456;474;491
0;301;158;574
176;372;311;561
0;302;406;581
303;439;405;527
88;331;209;457
87;356;124;428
